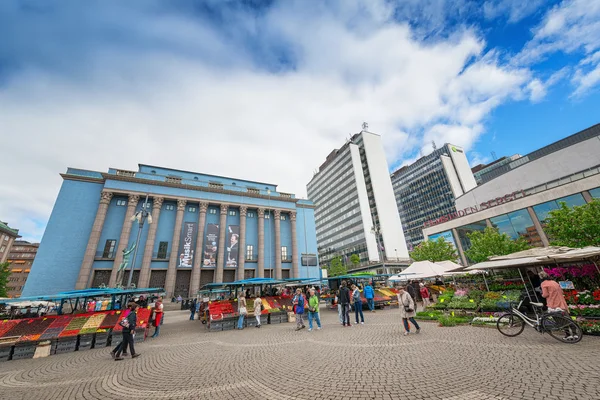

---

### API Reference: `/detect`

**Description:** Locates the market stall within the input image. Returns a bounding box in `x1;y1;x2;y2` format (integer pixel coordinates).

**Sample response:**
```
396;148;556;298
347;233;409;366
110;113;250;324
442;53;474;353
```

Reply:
0;288;163;361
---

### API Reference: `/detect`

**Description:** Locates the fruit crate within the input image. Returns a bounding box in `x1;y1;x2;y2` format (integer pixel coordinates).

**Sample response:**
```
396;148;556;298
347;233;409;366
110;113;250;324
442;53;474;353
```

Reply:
0;345;13;362
208;321;223;332
133;328;146;343
54;337;78;354
0;320;21;338
77;334;94;351
245;318;259;327
12;342;37;360
94;331;110;348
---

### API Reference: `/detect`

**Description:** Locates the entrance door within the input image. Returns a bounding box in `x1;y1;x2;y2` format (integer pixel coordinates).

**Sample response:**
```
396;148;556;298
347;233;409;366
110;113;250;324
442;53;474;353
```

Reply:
200;269;215;286
223;270;236;283
91;270;111;288
149;270;167;289
244;269;255;279
175;270;191;298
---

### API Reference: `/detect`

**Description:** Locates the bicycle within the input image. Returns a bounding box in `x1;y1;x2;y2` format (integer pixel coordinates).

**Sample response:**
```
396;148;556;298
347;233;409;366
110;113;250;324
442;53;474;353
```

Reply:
496;299;582;344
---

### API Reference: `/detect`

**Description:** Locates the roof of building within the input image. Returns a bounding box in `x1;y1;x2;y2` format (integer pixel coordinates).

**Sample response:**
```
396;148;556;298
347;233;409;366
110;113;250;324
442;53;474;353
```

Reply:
138;164;278;188
0;221;20;238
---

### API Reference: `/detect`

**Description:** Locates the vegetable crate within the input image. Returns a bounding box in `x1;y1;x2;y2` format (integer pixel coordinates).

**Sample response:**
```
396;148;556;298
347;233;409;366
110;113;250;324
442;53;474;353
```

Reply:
54;337;78;355
12;342;37;360
77;334;94;351
0;345;12;362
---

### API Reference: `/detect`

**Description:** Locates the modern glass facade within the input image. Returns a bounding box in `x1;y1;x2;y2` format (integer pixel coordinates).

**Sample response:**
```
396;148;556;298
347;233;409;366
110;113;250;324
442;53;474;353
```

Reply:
424;186;599;265
391;144;475;249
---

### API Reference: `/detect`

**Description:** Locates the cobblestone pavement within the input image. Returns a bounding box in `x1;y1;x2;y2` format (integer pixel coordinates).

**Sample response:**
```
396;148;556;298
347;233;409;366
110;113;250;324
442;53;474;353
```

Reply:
1;308;599;400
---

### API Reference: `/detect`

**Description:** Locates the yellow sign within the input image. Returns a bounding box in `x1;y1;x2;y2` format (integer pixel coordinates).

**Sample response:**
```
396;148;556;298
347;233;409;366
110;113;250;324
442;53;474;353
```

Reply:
469;299;474;303
440;299;444;303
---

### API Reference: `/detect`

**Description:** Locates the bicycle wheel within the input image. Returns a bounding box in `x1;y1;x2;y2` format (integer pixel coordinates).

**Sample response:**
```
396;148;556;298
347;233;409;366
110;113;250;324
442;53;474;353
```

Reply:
542;314;582;344
497;313;525;337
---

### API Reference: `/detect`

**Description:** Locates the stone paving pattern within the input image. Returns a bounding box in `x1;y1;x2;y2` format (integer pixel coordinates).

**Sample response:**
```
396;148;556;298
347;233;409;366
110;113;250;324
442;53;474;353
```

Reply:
1;308;599;400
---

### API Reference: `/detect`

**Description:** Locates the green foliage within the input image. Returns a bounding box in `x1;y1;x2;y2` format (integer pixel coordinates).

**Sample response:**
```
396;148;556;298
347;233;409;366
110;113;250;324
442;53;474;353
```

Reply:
465;227;531;264
410;237;458;262
349;254;360;268
479;298;502;311
545;200;600;248
328;257;347;277
447;298;478;310
437;316;471;326
468;290;485;301
0;262;10;297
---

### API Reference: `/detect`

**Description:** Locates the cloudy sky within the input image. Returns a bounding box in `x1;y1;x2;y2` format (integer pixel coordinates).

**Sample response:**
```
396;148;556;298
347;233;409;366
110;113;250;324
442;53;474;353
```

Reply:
1;0;599;242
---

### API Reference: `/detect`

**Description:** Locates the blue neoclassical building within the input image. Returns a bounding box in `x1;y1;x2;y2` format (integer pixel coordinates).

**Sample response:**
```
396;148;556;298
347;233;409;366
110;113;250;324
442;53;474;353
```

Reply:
23;165;319;297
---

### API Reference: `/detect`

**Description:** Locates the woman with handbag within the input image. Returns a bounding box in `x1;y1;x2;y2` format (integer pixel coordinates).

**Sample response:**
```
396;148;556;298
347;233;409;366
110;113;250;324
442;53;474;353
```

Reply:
237;293;247;330
398;286;421;336
114;302;140;360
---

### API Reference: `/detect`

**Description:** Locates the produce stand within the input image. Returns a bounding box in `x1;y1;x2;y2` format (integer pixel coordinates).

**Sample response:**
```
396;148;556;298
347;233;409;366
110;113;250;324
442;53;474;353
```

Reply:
0;288;163;361
325;273;399;310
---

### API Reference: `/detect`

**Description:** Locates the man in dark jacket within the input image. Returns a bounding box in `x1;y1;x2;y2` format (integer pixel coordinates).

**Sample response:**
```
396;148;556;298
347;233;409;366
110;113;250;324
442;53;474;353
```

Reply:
339;281;351;327
115;303;140;360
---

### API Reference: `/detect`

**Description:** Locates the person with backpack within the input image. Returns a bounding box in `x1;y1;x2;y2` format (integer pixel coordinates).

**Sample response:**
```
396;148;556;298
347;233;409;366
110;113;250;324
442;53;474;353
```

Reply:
307;288;322;331
364;282;375;312
293;288;306;330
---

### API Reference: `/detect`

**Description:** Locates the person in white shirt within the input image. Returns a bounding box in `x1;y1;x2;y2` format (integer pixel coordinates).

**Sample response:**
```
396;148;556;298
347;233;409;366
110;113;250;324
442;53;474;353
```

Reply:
253;296;263;328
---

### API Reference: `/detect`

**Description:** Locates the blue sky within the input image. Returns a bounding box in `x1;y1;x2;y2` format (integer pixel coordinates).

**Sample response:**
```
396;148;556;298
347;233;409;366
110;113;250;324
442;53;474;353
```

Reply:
0;0;599;241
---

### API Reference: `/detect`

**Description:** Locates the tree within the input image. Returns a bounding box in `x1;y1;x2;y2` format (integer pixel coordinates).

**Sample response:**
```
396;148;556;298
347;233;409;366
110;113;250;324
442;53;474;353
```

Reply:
465;227;531;264
0;262;10;298
410;237;458;262
350;254;360;269
544;200;600;248
328;256;347;277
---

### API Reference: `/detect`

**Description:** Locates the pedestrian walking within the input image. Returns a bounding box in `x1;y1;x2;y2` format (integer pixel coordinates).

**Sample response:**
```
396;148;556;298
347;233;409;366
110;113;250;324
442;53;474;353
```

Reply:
237;293;247;330
352;284;364;325
339;281;351;327
307;288;322;331
189;298;197;320
335;291;343;325
293;288;306;330
110;306;130;357
420;283;431;309
364;282;375;312
254;295;263;328
398;286;420;336
151;297;164;338
113;302;140;360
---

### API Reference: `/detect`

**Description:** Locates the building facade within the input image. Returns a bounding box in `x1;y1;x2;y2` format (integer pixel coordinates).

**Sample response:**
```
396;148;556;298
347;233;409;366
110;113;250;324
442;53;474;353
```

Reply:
471;154;521;185
5;241;39;298
307;129;409;268
423;123;600;265
391;144;477;249
23;165;319;297
0;221;20;264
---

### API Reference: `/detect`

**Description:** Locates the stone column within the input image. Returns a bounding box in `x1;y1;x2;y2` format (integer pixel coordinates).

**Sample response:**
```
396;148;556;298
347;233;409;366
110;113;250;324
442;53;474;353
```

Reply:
137;197;164;289
452;228;469;266
215;204;228;283
290;212;299;278
75;191;113;289
237;206;248;281
165;199;186;296
527;207;550;247
257;208;265;278
109;194;140;287
189;201;208;297
274;210;282;279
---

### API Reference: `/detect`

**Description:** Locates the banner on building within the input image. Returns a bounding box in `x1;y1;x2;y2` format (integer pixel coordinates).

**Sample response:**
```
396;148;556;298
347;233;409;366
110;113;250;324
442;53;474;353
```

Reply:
226;225;240;268
203;224;219;267
178;222;198;268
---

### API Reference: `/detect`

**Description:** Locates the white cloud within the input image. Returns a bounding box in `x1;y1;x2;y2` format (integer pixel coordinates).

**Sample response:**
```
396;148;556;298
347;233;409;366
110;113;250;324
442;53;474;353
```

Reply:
0;0;537;241
518;0;600;65
483;0;545;23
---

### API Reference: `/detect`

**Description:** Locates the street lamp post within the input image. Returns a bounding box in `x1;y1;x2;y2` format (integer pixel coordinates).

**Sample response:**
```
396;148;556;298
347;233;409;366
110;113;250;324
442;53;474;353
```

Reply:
127;194;152;288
